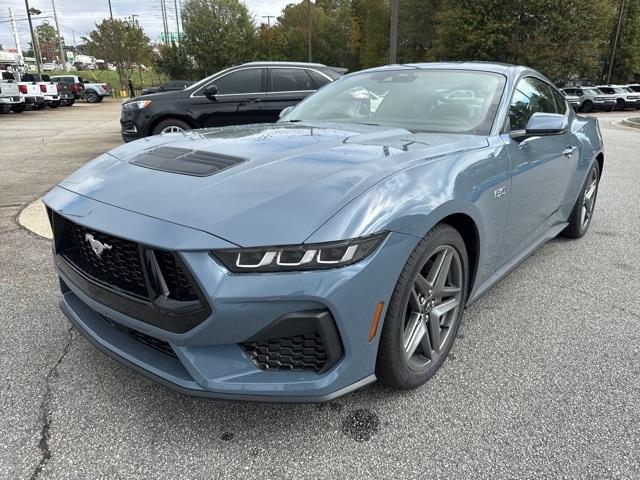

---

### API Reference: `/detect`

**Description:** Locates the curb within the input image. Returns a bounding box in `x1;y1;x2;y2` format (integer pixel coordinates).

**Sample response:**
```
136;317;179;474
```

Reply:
621;117;640;129
18;198;53;239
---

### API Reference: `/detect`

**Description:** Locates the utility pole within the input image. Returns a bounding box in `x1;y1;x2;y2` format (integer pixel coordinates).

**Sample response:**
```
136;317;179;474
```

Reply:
389;0;399;64
607;0;626;84
24;0;41;73
262;15;276;59
51;0;68;70
9;8;24;63
307;0;312;62
160;0;169;45
108;0;114;19
174;0;181;45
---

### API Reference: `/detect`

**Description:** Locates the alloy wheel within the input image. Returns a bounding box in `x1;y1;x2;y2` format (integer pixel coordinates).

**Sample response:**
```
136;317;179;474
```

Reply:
402;245;463;370
161;125;185;134
581;168;598;229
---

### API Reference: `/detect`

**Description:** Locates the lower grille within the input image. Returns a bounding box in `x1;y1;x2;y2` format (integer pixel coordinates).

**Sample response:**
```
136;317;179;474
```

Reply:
106;317;176;358
242;333;328;373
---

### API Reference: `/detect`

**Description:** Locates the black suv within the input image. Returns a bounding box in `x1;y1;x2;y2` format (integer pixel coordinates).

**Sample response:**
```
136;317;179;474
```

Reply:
120;62;343;142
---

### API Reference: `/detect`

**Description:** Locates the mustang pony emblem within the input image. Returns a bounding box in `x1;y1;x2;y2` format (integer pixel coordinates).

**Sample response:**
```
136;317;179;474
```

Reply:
85;233;112;258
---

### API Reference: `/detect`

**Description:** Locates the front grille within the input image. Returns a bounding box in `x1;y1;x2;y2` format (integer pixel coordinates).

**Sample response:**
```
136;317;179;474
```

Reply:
154;250;198;301
105;317;176;358
242;333;328;373
60;221;148;298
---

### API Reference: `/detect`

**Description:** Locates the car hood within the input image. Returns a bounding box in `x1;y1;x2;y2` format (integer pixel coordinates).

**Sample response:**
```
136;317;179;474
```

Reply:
58;123;488;246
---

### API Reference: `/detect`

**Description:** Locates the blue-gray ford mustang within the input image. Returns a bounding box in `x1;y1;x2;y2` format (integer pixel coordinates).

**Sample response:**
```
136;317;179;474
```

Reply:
44;62;603;402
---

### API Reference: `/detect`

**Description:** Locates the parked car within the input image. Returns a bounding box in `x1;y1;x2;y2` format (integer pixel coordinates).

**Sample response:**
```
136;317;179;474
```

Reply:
561;86;615;112
594;85;640;110
83;81;111;103
626;84;640;93
141;80;195;96
1;70;46;109
22;73;60;108
42;62;58;71
0;70;23;113
45;62;604;401
50;75;85;103
562;91;581;111
120;61;343;141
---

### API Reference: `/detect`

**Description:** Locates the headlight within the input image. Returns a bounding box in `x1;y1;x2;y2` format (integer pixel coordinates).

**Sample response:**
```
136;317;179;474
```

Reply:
212;232;388;273
122;100;152;110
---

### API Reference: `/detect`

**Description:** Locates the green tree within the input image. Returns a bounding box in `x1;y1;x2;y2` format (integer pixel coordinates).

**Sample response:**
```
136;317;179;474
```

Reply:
154;41;193;79
84;19;153;88
34;22;64;62
182;0;256;76
397;0;441;63
605;0;640;82
431;0;615;82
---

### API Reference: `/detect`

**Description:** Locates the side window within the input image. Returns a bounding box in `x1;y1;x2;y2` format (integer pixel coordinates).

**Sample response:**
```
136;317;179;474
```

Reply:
213;68;263;94
551;88;567;115
307;70;331;89
2;71;15;80
271;68;314;92
508;77;558;130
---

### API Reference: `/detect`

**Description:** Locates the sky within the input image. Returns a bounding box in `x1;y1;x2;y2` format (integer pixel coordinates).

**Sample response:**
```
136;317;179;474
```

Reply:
0;0;295;51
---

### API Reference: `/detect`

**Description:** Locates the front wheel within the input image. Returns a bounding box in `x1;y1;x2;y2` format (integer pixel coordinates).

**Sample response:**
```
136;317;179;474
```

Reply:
85;91;99;103
376;224;468;390
581;100;593;113
616;99;626;111
562;162;600;239
152;118;192;136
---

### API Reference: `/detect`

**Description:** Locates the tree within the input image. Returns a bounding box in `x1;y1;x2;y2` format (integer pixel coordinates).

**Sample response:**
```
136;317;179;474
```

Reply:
154;41;193;79
431;0;615;82
604;0;640;82
182;0;256;76
34;22;64;62
397;0;441;63
83;19;153;89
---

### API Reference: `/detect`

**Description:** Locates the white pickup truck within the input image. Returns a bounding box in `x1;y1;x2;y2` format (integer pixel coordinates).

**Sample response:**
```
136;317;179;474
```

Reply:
1;70;45;110
22;73;60;108
0;71;23;114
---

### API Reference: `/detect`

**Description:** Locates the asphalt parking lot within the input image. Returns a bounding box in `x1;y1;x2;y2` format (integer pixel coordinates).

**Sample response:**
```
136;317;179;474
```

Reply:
1;103;639;479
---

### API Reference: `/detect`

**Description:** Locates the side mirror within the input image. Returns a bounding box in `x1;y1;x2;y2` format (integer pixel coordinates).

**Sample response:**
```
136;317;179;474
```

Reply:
279;106;294;119
512;112;568;140
203;84;218;97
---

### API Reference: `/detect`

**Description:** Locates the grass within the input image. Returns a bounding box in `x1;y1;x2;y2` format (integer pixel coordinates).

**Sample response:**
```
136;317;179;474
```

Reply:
48;69;169;97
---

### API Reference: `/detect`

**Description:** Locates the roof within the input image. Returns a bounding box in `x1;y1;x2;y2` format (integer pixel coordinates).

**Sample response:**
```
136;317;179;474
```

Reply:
241;61;327;68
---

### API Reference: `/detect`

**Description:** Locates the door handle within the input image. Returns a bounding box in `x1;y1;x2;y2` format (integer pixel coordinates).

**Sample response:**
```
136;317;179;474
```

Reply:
562;146;577;157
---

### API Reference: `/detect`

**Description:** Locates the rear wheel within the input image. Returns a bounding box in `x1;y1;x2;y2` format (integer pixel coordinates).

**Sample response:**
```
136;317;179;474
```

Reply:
562;162;600;239
85;91;99;103
581;100;593;113
0;105;11;114
376;224;468;390
66;99;75;106
34;102;46;110
152;118;191;135
616;98;626;111
48;102;58;109
11;104;26;113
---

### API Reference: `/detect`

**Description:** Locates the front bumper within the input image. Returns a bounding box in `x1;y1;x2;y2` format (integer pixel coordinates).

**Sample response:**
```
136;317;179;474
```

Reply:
120;108;147;141
44;186;416;401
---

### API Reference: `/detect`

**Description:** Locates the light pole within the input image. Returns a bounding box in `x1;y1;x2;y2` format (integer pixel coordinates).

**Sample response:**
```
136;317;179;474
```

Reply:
262;15;276;59
51;0;67;70
307;0;312;62
389;0;399;64
607;0;626;84
24;1;42;73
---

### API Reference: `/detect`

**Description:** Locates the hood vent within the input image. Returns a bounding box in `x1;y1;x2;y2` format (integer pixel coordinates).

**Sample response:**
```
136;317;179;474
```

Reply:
130;146;246;176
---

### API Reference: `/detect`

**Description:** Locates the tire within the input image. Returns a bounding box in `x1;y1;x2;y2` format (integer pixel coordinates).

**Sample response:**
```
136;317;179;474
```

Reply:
56;100;66;107
581;100;593;113
616;98;625;111
85;91;99;103
605;106;614;112
376;224;469;390
0;105;11;114
11;104;26;113
48;102;58;109
34;103;46;110
66;99;75;107
562;162;600;239
96;96;104;103
152;118;192;135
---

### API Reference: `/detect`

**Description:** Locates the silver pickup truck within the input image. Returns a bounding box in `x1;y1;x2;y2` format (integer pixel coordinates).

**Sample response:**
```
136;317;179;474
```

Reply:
0;71;24;113
561;86;616;112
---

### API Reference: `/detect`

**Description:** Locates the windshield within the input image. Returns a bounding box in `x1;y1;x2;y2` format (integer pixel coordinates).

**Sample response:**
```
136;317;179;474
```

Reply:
283;69;506;135
583;88;599;95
